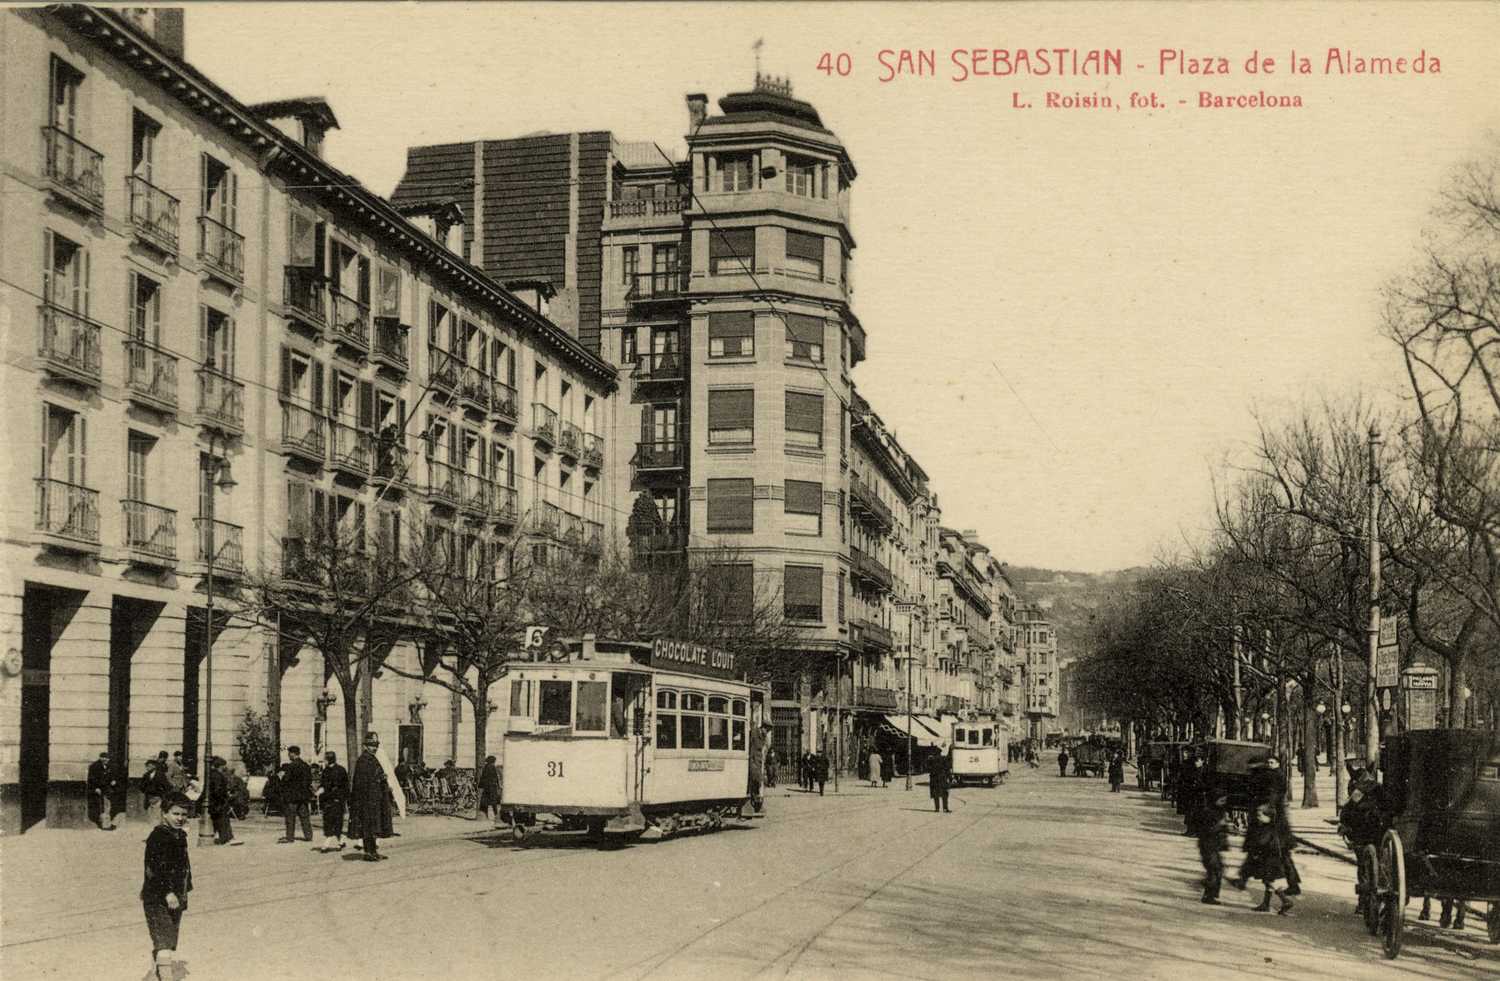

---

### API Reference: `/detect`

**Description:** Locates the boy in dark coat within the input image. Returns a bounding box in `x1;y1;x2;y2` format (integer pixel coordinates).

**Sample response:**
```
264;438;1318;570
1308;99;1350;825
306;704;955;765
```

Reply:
318;751;349;851
1238;804;1294;914
142;794;193;981
1195;794;1231;904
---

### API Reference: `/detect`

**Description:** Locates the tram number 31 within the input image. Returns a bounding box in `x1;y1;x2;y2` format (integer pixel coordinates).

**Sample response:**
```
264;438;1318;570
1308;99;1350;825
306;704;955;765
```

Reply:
546;761;565;778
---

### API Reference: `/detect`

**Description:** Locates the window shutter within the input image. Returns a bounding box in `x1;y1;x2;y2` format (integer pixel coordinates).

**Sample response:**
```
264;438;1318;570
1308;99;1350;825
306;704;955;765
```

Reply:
721;564;754;619
279;347;291;397
358;256;371;306
198;305;209;364
708;311;754;339
313;222;326;277
379;265;400;317
228;170;238;230
708;389;754;429
358;381;374;431
785;479;822;514
225;317;236;377
79;246;91;319
784;565;822;609
42;230;54;306
397;397;408;435
199;153;209;215
707;478;753;532
311;361;324;413
786;392;823;434
289;211;316;266
708;228;754;263
287;480;309;533
786;230;823;262
785;314;824;346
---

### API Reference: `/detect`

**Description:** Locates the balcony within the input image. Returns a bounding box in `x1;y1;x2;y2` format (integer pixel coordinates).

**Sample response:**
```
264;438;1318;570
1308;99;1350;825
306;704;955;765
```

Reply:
280;536;321;585
428;346;460;399
560;511;584;546
625;269;688;303
34;478;100;551
491;381;519;425
850;616;895;653
582;432;604;470
280;402;326;465
127;176;180;255
42;126;104;214
195;518;244;576
197;369;244;435
608;196;689;219
459;471;491;516
850;546;894;593
329;421;372;478
558;421;582;461
37;305;102;386
632;523;686;556
531;403;558;448
631;440;685;473
371;438;409;487
122;500;176;566
531;501;561;539
425;457;461;508
855;686;900;711
197;216;244;286
491;485;518;525
328;288;370;356
123;340;178;413
459;366;491;414
372;317;409;373
849;473;894;532
283;267;327;331
629;351;685;402
585;520;604;555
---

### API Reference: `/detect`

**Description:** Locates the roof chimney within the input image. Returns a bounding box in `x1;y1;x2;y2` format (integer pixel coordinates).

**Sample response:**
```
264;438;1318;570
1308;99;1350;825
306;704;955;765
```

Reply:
686;93;708;131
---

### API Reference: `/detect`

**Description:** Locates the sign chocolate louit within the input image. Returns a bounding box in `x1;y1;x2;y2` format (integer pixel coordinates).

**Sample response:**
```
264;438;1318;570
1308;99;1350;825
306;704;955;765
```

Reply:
650;638;743;681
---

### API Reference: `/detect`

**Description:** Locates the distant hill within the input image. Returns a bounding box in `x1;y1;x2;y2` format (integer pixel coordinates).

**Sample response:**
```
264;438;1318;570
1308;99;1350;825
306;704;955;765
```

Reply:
1005;566;1149;665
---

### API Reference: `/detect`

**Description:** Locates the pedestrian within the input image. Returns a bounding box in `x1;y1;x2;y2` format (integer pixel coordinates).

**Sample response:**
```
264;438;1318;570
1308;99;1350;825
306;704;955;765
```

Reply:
1177;754;1205;833
766;747;779;788
748;724;769;812
207;757;240;845
1195;794;1230;904
318;751;349;852
478;754;500;825
141;758;171;827
350;731;391;861
1057;747;1070;777
1108;752;1125;793
276;746;314;843
930;744;952;813
166;751;187;793
87;751;117;830
880;752;894;787
813;751;829;796
1249;756;1300;896
799;752;812;792
1235;804;1294;915
141;794;193;981
868;748;883;789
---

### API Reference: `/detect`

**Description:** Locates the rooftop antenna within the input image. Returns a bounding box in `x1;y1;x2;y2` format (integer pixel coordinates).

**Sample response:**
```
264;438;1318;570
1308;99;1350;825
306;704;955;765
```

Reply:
753;37;764;82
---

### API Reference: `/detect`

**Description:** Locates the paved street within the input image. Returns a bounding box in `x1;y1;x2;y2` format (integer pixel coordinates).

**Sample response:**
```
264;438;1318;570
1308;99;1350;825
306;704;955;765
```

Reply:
3;767;1496;981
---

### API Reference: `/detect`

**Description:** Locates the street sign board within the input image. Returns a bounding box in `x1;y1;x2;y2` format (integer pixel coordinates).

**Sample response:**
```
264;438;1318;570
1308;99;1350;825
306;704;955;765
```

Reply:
1406;689;1438;730
1376;644;1400;688
1379;616;1398;648
1402;673;1438;691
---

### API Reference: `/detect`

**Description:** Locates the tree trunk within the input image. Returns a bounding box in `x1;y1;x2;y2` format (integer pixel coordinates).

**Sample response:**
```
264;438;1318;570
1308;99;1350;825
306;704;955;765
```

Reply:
473;677;490;775
341;676;362;766
1301;672;1320;808
1448;657;1466;729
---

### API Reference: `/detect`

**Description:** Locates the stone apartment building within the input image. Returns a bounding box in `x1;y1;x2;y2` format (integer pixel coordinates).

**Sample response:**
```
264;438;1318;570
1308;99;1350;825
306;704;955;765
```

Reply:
0;5;616;831
1016;602;1060;741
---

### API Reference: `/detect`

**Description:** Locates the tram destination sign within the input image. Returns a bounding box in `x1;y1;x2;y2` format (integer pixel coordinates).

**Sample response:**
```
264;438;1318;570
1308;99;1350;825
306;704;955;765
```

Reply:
650;638;744;681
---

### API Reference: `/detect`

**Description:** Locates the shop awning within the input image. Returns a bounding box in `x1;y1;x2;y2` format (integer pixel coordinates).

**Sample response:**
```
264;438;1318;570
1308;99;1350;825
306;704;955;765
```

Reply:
916;716;950;741
882;714;944;746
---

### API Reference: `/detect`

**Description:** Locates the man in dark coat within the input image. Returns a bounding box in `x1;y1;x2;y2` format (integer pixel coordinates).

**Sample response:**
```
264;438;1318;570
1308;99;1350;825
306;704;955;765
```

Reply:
478;755;500;824
87;751;117;830
349;732;390;861
277;746;314;843
207;757;238;845
1057;747;1070;778
1177;754;1204;831
1249;756;1301;895
930;745;952;812
318;751;349;851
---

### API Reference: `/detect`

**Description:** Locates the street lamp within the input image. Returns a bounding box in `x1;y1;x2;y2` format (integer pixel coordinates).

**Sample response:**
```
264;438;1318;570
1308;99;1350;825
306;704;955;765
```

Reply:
197;440;236;845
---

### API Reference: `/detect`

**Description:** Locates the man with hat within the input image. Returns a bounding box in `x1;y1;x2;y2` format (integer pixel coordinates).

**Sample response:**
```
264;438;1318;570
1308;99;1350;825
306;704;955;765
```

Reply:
86;750;118;830
349;731;391;861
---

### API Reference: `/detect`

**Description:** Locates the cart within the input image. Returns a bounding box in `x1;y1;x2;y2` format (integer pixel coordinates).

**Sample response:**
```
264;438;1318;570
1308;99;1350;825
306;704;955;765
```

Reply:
1197;739;1272;825
1137;741;1176;791
1368;729;1500;958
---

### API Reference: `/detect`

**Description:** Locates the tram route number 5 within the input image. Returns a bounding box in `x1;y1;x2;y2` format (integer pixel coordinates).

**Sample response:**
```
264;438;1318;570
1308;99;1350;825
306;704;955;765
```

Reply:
817;52;852;76
546;761;565;778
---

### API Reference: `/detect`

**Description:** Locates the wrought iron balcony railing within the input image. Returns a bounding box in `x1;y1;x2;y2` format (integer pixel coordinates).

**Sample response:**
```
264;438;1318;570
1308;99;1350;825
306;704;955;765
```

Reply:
630;351;686;383
491;485;518;523
851;546;894;592
531;403;558;446
122;499;177;563
373;316;409;370
37;304;102;384
491;381;519;423
558;421;582;459
631;441;685;471
426;457;462;506
633;523;686;554
849;473;894;530
328;288;370;351
372;438;408;484
330;421;372;475
35;478;100;545
198;215;245;284
124;339;178;411
127;175;180;254
459;365;491;412
281;402;326;462
459;471;491;514
196;517;244;574
582;432;604;470
42;126;104;212
561;511;584;544
532;501;561;538
197;368;245;433
626;269;687;300
428;345;460;395
584;520;604;554
283;267;327;327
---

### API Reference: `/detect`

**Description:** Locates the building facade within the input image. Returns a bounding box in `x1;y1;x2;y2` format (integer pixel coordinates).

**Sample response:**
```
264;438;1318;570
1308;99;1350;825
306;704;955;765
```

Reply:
1016;602;1060;741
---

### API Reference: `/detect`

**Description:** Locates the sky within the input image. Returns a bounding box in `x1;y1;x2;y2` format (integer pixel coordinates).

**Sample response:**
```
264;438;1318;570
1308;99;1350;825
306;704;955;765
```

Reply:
185;1;1500;572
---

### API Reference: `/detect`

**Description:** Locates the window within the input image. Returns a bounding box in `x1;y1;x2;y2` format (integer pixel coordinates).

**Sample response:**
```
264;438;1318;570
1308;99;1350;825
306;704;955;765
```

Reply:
718;154;753;193
712;563;754;621
126;431;153;504
652;490;678;528
377;265;401;318
731;698;747;751
42;230;89;314
708;311;754;358
786;156;818;197
709;228;755;275
785;231;824;280
706;478;753;533
785;479;822;535
708;695;730;750
680;692;706;749
622;246;638;286
785;391;824;450
838;571;847;623
620;327;638;366
656;689;678;749
200;154;237;230
509;680;533;717
200;306;234;377
493;340;515;388
538;681;573;728
131;111;159;182
40;403;87;486
48;56;83;135
129;272;161;347
651;244;679;294
576;681;608;733
707;389;753;445
785;314;824;363
430;301;452;351
785;565;823;622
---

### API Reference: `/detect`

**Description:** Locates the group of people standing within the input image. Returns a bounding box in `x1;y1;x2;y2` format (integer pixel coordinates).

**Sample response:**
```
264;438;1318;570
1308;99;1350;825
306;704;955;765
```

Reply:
1184;754;1301;914
795;750;832;795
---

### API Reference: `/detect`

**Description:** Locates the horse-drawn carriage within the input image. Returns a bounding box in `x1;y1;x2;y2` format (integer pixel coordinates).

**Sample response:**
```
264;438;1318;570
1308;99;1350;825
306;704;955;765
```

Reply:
1136;741;1171;791
1194;739;1272;827
1359;730;1500;958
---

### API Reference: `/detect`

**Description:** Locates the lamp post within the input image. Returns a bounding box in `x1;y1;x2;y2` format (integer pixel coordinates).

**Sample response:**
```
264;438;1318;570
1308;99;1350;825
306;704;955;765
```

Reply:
197;437;236;845
1315;701;1327;773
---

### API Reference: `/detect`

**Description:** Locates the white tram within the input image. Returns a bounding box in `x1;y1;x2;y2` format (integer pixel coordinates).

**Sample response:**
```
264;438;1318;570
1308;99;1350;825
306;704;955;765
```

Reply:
949;719;1008;787
501;637;765;841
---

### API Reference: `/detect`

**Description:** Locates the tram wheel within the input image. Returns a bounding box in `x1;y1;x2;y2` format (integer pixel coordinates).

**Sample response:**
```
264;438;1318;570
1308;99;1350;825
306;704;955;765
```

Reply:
983;776;995;788
1359;844;1380;936
1381;831;1405;960
1488;902;1500;945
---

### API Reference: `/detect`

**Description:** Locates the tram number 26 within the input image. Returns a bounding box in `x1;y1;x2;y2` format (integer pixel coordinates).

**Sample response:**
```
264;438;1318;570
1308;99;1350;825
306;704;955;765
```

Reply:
546;761;565;778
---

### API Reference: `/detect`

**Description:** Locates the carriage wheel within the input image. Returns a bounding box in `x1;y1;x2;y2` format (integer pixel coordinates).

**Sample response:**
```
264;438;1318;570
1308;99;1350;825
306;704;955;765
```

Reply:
1358;845;1381;936
1381;831;1405;959
511;823;527;844
1488;902;1500;944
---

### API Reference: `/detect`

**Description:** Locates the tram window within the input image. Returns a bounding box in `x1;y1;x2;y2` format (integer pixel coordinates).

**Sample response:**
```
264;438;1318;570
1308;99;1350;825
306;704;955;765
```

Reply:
656;710;677;749
731;719;746;750
658;690;677;710
682;692;705;712
732;699;746;716
508;680;532;717
681;713;705;749
982;729;994;746
708;695;729;714
576;681;608;733
538;681;572;727
968;731;980;746
708;716;729;750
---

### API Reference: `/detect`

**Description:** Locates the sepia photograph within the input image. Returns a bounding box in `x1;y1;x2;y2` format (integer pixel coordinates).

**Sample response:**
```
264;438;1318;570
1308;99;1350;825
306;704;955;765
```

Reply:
1;2;1499;978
